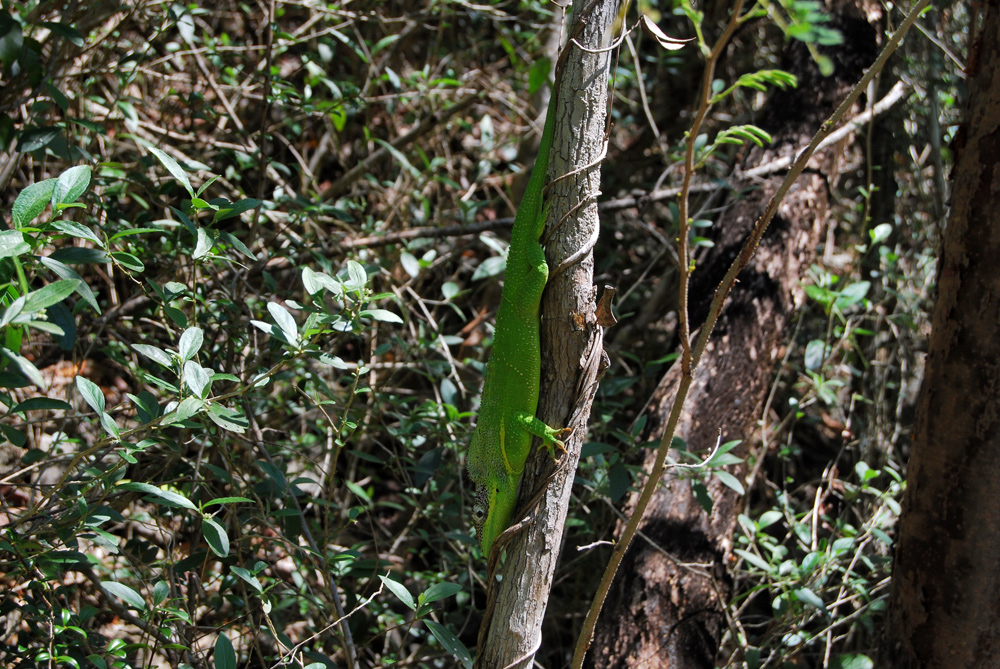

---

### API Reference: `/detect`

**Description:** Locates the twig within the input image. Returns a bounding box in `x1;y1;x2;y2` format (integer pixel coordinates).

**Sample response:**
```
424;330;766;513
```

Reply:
340;217;511;248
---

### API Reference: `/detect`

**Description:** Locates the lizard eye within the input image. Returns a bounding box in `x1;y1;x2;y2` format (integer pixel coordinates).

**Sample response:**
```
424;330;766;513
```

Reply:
472;504;486;522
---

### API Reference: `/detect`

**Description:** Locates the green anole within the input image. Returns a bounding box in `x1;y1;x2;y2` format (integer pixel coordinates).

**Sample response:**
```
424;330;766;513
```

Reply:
467;86;569;556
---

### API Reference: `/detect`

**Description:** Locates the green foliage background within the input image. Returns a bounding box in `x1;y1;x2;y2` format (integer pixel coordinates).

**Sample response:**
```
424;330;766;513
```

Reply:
0;0;963;667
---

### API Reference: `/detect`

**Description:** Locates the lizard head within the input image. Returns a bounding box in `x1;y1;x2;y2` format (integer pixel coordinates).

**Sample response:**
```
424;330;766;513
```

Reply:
471;479;517;556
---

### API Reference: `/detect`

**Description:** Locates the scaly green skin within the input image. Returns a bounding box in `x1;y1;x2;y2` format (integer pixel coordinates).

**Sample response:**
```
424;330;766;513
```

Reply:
467;90;565;555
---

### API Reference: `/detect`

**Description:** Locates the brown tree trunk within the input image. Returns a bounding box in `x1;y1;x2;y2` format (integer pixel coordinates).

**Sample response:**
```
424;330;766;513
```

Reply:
474;0;617;666
883;5;1000;666
589;13;879;668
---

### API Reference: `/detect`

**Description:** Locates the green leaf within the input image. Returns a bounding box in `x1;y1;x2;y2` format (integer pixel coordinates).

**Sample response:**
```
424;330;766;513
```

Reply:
108;227;162;242
330;104;347;132
0;424;26;447
12;178;57;229
0;16;23;69
49;247;111;264
757;510;783;529
528;57;552;95
100;581;146;611
202;517;230;557
133;343;175;369
40;21;85;47
0;296;24;328
795;587;826;610
148;146;194;196
424;620;474;669
400;251;420;278
831;655;874;669
870;223;892;245
714;470;745;496
373;139;420;179
302;267;341;295
372;33;401;55
214;634;236;669
163;281;189;297
126;391;160;424
165;305;187;327
18;127;62;153
21;319;65;336
183;360;212;397
472;255;506;281
52;165;92;205
250;319;284;342
218;230;255;260
212;198;261;222
267;302;298;344
206;404;248;433
380;575;415;610
361;308;403;324
52;220;102;245
734;549;773;573
835;281;870;311
45;302;75;350
0;230;30;258
75;375;105;414
345;259;367;290
152;580;170;606
99;412;120;440
178;327;204;361
691;480;712;514
111;251;144;272
737;513;757;537
230;566;262;592
804;339;828;371
420;582;462;605
344;478;372;504
0;349;45;388
317;353;348;369
203;496;253;507
72;117;105;133
161;396;204;424
22;279;80;313
193;228;213;259
118;482;197;510
38;257;99;312
10;397;71;413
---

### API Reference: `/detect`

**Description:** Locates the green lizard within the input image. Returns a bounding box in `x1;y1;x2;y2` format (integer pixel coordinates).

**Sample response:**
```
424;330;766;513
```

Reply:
467;85;568;556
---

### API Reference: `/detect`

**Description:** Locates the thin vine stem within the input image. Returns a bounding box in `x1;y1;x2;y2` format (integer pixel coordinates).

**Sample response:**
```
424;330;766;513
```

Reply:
677;0;747;376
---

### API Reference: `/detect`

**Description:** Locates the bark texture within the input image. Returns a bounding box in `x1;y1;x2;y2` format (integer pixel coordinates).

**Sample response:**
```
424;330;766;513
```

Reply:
590;14;878;669
883;5;1000;666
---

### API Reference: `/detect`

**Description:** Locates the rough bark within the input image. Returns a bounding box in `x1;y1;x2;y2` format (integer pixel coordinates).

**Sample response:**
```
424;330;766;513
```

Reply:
589;13;878;669
473;1;617;666
883;5;1000;666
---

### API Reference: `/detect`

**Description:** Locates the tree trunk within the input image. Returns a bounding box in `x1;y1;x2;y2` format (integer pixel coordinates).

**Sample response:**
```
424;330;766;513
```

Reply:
473;0;617;666
883;6;1000;666
590;13;879;668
